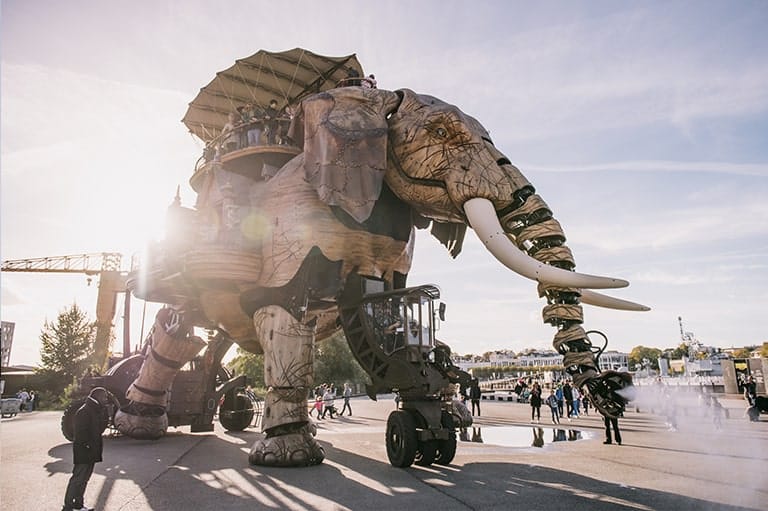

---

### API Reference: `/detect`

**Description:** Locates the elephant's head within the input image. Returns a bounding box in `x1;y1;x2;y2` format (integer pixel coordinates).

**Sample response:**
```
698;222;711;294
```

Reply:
299;87;645;311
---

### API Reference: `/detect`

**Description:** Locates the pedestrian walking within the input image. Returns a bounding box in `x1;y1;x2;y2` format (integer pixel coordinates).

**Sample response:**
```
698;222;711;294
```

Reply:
340;383;353;416
571;386;581;418
62;387;110;511
321;385;337;419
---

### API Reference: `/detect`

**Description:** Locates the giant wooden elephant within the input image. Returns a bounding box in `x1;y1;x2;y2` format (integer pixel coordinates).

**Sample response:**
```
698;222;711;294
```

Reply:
120;86;647;467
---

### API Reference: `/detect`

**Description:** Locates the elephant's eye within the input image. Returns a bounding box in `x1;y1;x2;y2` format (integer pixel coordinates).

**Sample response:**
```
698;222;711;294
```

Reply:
435;127;448;138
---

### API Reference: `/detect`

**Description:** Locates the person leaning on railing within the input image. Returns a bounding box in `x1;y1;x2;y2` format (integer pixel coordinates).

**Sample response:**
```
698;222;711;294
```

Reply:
221;112;240;153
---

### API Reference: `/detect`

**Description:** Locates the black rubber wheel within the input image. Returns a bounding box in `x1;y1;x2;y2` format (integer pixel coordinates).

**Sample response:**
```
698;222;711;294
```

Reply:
415;440;437;466
61;398;87;441
434;411;457;465
219;391;255;431
386;410;418;467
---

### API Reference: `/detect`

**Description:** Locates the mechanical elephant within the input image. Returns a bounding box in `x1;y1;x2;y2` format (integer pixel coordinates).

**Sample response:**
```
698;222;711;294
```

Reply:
121;86;647;467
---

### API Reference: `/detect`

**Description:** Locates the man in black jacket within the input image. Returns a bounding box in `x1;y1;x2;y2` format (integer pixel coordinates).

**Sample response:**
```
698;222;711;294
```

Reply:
563;381;574;419
62;387;110;511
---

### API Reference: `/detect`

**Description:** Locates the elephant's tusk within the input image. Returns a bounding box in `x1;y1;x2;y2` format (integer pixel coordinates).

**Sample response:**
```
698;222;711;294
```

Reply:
464;198;629;290
579;290;651;311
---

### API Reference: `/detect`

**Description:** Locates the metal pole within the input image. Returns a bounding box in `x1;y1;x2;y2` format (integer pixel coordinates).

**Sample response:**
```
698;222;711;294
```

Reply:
123;291;131;359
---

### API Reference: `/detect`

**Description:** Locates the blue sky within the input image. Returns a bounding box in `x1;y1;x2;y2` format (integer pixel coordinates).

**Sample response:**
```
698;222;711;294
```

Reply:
2;1;767;365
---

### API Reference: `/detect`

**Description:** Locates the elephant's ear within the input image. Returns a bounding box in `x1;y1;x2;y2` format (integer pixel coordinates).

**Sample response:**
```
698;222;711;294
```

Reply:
302;87;401;223
430;221;467;258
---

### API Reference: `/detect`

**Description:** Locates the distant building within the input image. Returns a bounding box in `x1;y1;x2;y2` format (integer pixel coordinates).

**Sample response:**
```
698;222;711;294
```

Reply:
597;350;629;372
1;321;14;367
455;348;632;372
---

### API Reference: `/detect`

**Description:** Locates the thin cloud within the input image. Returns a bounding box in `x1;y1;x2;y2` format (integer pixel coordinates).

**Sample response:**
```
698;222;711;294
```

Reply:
523;160;768;177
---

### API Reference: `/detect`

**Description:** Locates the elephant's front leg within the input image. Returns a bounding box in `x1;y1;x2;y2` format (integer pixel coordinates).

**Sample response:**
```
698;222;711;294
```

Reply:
114;307;205;439
248;305;325;467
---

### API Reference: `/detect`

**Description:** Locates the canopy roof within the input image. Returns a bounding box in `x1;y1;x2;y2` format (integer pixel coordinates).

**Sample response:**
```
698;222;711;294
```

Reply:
182;48;364;142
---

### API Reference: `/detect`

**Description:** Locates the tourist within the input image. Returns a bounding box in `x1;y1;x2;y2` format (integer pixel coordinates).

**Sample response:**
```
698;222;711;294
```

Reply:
571;386;581;418
243;102;264;146
309;394;323;419
546;389;560;424
529;382;542;423
221;112;240;153
321;385;337;419
563;381;574;419
362;74;377;88
711;395;724;430
340;383;353;416
17;388;30;412
263;99;280;145
744;376;757;407
602;412;622;445
62;387;110;511
469;378;481;416
555;384;564;417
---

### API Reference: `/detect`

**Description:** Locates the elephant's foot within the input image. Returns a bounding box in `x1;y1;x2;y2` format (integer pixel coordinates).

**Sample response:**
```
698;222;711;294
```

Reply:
249;423;325;467
114;402;168;440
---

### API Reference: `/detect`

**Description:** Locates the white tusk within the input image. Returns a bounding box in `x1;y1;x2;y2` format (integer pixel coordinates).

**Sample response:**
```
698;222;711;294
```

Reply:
580;290;651;311
464;197;629;290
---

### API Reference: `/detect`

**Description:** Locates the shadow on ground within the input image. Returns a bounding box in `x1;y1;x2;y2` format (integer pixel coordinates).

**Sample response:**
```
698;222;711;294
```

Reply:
44;428;758;511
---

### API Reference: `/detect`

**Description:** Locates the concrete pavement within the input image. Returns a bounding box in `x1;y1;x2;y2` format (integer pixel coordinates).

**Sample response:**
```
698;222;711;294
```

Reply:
1;395;766;510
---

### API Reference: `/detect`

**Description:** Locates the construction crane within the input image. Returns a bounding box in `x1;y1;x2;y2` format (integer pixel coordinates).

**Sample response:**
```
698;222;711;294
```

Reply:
678;316;702;359
1;253;130;369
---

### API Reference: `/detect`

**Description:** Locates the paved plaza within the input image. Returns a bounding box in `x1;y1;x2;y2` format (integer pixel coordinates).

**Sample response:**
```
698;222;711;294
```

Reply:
1;395;766;510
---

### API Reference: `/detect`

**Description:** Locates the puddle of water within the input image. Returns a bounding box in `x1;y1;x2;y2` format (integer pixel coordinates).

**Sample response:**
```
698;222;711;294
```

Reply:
459;426;592;448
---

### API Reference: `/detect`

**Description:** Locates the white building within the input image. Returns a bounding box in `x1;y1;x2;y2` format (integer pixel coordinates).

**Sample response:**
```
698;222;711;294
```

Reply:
597;350;629;372
1;321;15;367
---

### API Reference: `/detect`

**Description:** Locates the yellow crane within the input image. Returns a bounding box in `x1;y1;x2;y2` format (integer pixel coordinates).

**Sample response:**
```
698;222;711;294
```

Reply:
1;252;130;369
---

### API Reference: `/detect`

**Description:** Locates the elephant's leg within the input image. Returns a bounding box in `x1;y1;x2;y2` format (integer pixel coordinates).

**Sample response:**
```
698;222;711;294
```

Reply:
503;189;633;418
248;305;324;467
114;308;205;439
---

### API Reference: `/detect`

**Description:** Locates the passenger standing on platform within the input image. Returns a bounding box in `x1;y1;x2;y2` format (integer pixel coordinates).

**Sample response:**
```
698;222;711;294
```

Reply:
469;379;482;416
362;74;377;88
546;389;560;424
530;382;542;423
582;394;590;415
62;387;109;511
602;412;622;445
264;99;280;145
221;112;240;153
243;102;263;146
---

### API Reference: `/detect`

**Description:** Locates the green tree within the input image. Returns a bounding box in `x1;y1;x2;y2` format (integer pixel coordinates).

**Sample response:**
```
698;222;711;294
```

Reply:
731;347;754;359
666;343;689;360
314;330;369;389
628;346;662;371
37;303;96;394
227;347;265;394
760;343;768;359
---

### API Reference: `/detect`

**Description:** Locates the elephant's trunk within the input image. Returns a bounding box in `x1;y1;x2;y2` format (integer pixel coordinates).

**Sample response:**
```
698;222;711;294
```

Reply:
464;195;647;416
